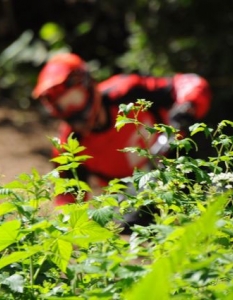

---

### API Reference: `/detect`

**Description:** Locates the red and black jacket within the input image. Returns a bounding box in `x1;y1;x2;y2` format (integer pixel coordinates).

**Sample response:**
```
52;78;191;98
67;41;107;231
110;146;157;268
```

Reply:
53;73;211;187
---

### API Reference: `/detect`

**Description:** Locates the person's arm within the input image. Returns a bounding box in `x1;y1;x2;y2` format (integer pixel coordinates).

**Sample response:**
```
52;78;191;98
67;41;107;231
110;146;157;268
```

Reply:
99;74;174;111
170;73;212;124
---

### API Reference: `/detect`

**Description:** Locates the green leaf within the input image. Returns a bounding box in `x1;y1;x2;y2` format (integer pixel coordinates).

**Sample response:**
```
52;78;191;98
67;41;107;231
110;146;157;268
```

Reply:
138;172;155;188
91;206;115;226
2;274;24;293
219;155;232;162
78;180;92;192
189;122;213;137
218;120;233;130
125;193;228;300
50;238;73;272
115;115;135;131
125;258;170;300
64;205;112;247
161;191;174;204
0;246;41;269
118;103;134;114
154;124;176;138
172;137;197;153
60;133;86;155
0;220;21;251
74;155;92;162
121;147;148;157
63;144;86;155
51;156;70;164
0;202;16;216
71;221;112;247
145;126;157;134
26;220;51;233
55;162;80;171
3;180;25;189
68;205;89;228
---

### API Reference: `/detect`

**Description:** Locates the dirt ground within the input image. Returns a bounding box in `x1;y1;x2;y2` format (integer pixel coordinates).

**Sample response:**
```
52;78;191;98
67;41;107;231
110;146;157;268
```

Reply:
0;103;59;185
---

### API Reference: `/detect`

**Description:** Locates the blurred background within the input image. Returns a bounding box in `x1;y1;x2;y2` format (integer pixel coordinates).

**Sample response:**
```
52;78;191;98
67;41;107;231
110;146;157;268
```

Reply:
0;0;233;181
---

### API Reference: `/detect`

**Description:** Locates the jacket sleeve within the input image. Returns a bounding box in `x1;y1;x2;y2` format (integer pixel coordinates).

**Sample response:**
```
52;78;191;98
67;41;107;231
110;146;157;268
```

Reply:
99;74;175;111
99;73;211;120
172;73;212;119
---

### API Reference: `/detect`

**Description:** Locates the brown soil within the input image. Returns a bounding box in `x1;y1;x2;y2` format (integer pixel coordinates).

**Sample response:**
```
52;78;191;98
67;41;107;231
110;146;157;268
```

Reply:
0;104;59;185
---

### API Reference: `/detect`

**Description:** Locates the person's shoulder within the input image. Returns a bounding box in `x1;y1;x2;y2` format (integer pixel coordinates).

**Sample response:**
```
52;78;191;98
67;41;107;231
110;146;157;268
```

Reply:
98;74;146;94
98;74;131;90
173;73;209;86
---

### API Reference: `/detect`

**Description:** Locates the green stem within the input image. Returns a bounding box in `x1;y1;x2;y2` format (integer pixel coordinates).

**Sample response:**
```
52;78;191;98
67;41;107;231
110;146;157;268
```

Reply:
33;254;48;282
30;255;34;289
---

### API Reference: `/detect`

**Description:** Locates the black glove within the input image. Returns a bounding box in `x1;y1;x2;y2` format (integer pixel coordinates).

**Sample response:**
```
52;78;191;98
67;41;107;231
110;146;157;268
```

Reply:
169;102;196;130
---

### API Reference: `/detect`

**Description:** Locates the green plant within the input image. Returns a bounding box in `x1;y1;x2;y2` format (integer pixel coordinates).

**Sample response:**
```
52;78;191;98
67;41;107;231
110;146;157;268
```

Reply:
1;100;233;299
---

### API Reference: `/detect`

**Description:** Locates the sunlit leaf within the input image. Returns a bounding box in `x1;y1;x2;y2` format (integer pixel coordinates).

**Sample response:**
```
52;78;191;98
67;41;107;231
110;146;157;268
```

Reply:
50;238;72;272
115;115;135;131
2;274;24;293
0;246;41;269
0;202;16;216
0;220;21;251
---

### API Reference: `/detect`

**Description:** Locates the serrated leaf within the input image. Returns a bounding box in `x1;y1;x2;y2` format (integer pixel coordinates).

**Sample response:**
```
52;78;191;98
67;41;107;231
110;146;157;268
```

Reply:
51;156;70;164
154;124;176;137
63;144;86;155
50;238;72;272
64;206;113;246
101;196;119;207
115;115;135;131
69;205;89;228
189;123;213;137
66;134;80;149
91;206;115;226
71;221;113;247
139;173;154;188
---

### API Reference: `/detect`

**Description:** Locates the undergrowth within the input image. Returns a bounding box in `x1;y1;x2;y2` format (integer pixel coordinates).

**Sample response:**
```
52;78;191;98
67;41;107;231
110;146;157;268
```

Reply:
0;100;233;299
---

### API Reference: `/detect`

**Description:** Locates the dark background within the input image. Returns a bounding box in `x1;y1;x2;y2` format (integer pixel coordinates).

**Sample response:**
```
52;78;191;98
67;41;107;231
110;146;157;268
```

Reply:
0;0;233;179
1;0;233;125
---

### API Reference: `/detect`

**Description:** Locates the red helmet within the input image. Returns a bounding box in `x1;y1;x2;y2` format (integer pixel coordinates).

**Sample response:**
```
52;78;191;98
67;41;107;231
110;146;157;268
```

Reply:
32;53;96;120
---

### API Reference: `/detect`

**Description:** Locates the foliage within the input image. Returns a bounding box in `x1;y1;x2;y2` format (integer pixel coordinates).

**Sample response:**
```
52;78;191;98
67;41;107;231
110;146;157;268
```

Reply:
1;101;233;298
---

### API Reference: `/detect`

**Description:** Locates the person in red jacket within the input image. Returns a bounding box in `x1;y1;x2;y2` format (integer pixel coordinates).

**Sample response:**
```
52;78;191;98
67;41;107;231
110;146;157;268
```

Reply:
33;53;211;231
